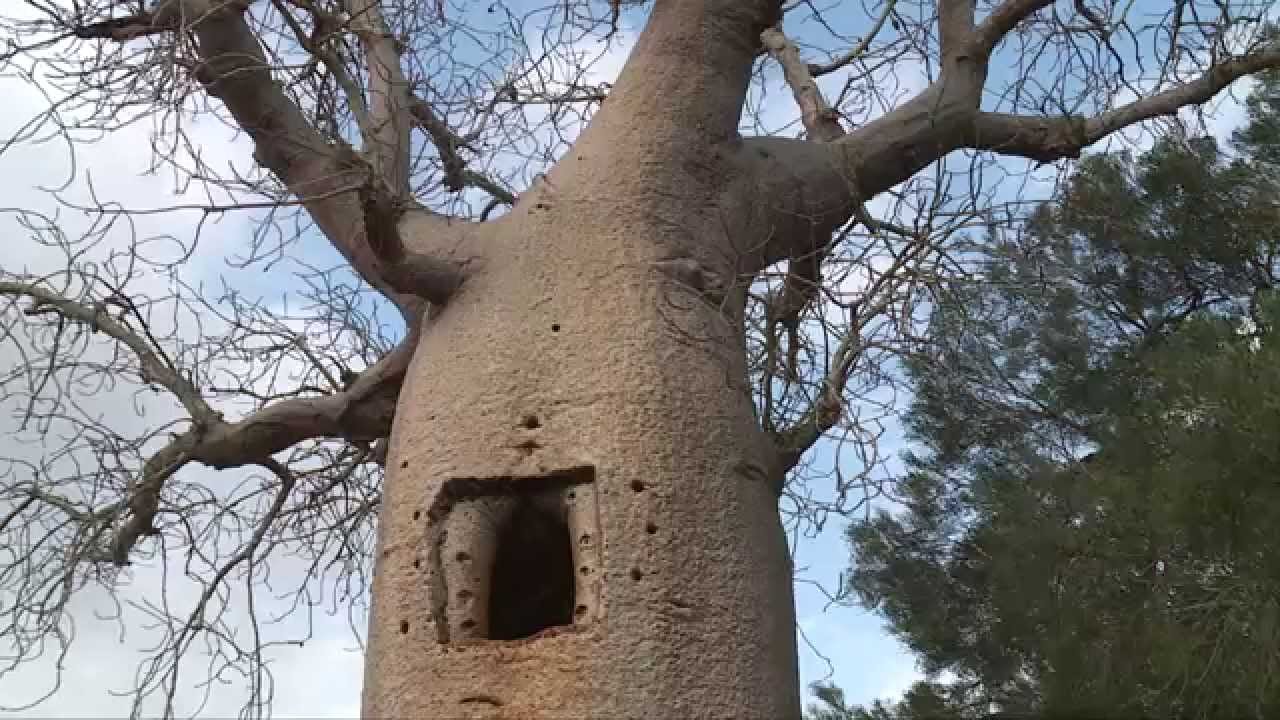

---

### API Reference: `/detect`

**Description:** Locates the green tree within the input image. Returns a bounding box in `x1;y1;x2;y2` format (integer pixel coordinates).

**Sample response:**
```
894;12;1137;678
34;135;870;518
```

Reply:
806;679;971;719
846;75;1280;719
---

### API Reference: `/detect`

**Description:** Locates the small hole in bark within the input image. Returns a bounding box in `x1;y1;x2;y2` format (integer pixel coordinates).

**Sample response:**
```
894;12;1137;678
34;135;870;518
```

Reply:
579;533;591;546
630;480;645;493
646;522;658;534
575;604;588;617
580;566;591;576
413;510;421;521
461;619;476;630
458;589;472;600
521;415;541;429
567;490;576;500
413;558;421;569
630;568;643;581
455;551;470;563
400;460;409;469
399;620;410;634
551;323;561;333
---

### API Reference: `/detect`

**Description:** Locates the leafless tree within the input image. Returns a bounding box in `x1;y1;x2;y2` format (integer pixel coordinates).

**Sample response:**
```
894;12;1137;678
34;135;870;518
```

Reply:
1;0;1276;717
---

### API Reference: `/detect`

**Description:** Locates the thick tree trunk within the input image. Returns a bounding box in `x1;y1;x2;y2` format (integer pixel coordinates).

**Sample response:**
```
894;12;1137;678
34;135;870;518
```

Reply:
361;115;799;716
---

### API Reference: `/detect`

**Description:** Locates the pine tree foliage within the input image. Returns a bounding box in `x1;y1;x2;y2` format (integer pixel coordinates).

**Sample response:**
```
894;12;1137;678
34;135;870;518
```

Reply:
840;73;1280;720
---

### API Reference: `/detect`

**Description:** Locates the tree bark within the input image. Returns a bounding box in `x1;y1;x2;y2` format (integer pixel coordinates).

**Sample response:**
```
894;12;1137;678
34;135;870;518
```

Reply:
362;4;799;711
363;156;799;718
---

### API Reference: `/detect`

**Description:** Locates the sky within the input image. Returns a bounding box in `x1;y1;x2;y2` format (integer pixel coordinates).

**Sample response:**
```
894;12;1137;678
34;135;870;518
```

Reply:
0;0;1264;717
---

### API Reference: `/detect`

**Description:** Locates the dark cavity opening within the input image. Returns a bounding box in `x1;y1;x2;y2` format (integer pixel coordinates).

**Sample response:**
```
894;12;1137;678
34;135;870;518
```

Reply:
488;498;575;641
430;467;597;645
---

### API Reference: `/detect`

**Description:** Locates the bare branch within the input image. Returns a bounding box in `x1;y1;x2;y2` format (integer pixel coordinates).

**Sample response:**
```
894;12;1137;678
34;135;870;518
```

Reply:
971;45;1280;163
2;280;219;428
143;0;447;320
110;339;406;564
345;0;413;197
1;277;407;565
759;24;848;395
771;232;936;480
938;0;976;59
409;95;515;204
807;0;899;77
974;0;1057;56
71;10;168;42
353;157;466;304
761;26;846;142
268;0;374;136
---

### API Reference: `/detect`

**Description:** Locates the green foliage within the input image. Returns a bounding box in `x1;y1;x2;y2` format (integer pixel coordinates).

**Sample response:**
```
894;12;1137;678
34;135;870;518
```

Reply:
839;74;1280;719
806;680;966;720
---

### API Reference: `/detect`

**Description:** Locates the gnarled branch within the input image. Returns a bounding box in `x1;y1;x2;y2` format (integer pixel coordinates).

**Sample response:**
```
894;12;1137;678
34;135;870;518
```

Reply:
2;278;409;564
409;95;516;204
117;342;405;564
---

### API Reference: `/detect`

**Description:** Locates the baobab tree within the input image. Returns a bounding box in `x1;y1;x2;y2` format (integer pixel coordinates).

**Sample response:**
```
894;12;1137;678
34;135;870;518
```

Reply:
1;0;1276;717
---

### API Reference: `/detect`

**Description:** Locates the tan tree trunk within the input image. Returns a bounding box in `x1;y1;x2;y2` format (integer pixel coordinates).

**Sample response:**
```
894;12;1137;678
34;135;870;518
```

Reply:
354;4;814;714
361;128;801;718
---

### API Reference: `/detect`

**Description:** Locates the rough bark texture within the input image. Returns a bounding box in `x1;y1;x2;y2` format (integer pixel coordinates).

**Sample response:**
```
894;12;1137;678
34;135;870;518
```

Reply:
355;0;1280;715
362;5;799;716
366;198;799;718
